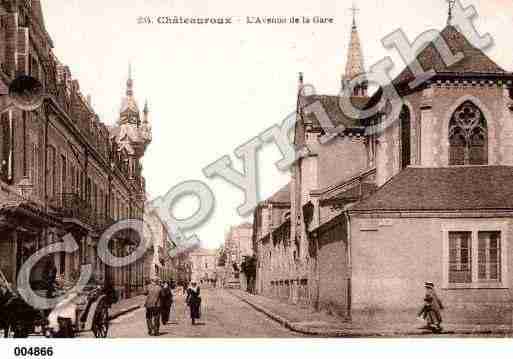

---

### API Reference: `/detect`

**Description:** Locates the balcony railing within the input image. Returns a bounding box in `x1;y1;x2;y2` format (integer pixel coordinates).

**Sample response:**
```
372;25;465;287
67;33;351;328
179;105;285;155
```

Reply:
60;192;93;226
96;215;116;230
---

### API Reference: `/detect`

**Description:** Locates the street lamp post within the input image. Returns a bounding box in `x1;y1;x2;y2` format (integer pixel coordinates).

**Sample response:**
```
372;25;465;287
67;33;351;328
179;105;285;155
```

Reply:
0;75;45;114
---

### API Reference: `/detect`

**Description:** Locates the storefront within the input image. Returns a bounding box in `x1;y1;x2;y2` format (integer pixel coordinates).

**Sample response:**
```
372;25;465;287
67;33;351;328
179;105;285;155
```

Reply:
0;199;61;288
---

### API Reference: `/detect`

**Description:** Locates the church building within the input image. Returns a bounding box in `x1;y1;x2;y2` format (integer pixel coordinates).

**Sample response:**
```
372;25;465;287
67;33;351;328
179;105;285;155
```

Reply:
254;5;513;326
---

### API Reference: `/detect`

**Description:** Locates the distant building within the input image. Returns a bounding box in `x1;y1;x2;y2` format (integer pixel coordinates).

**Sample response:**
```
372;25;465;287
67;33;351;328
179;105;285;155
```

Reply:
169;252;192;287
225;223;253;289
189;248;218;286
142;203;175;286
253;184;293;298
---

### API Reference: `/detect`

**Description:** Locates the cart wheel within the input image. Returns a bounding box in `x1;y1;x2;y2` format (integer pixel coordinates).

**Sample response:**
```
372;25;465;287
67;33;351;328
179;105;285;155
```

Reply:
13;323;29;338
92;306;109;338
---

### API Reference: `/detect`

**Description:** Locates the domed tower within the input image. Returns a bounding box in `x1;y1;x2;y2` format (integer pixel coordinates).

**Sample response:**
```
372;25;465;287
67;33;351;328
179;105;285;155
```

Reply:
110;65;152;181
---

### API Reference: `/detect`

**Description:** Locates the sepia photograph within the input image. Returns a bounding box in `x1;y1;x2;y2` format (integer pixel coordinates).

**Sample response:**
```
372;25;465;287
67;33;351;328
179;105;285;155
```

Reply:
0;0;513;357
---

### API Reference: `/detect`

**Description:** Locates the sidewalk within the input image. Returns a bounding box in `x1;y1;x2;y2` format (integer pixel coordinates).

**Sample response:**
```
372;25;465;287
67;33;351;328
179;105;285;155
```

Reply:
229;290;512;337
109;295;145;320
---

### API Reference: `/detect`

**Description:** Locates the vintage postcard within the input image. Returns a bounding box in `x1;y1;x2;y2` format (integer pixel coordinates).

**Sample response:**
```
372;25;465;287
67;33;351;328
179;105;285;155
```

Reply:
0;0;512;357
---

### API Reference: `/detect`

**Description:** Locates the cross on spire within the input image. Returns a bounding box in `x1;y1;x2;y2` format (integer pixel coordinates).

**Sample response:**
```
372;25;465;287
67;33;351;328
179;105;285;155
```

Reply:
343;2;366;96
447;0;456;25
349;3;359;28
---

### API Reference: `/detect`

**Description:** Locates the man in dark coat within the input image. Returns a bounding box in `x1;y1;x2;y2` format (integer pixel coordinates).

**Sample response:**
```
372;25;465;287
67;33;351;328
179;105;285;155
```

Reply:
102;280;118;307
0;282;13;337
186;282;201;325
144;277;163;336
43;258;57;298
418;282;444;332
160;282;173;325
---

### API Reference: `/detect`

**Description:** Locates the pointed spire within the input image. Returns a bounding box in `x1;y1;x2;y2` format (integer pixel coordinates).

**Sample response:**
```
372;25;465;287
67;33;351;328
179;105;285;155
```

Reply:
126;63;133;97
143;99;149;115
143;99;149;124
119;62;140;124
342;4;367;97
344;4;364;81
141;99;152;143
350;3;358;29
447;0;455;26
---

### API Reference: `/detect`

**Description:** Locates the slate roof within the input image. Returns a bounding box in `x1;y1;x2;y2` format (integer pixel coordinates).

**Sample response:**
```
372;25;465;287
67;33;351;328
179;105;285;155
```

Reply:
351;166;513;212
120;94;140;114
393;25;505;86
301;95;370;130
31;1;53;46
360;26;510;126
299;26;504;132
320;182;378;206
109;125;145;148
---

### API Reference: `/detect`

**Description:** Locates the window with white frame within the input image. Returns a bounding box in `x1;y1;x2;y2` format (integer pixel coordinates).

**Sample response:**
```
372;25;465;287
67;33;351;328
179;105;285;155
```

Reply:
444;226;506;288
478;231;501;282
448;231;472;284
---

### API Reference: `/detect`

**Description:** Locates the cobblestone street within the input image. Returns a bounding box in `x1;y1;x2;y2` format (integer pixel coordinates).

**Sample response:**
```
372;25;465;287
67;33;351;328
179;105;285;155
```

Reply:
86;289;304;338
82;289;511;338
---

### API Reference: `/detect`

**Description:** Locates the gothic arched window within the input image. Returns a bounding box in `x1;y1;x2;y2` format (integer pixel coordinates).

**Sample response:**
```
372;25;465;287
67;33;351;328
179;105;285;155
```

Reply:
449;102;488;166
400;106;411;169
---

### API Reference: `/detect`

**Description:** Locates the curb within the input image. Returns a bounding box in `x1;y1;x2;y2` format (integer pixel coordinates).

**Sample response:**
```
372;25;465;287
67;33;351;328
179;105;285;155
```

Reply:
228;290;513;337
109;304;141;320
228;290;336;336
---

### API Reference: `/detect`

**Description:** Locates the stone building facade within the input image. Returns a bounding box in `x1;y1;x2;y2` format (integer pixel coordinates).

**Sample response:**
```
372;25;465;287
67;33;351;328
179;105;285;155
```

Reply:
225;223;253;288
142;203;175;285
189;247;218;286
253;10;513;326
0;1;151;300
253;185;291;297
253;15;373;312
169;252;192;287
347;23;513;325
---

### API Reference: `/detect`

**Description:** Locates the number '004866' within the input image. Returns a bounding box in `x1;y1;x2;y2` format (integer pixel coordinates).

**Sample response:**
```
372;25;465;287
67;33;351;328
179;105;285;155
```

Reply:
13;346;54;357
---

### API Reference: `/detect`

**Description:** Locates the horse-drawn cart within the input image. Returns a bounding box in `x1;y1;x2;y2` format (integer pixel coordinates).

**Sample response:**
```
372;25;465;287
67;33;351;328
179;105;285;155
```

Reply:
0;269;111;338
45;286;111;338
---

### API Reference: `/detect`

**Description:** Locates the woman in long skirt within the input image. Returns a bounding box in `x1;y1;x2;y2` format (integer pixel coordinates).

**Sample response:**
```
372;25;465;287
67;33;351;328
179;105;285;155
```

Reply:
186;282;201;325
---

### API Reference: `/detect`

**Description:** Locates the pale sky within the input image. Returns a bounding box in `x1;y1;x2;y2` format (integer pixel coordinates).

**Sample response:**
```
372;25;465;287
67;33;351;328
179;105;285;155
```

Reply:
41;0;513;248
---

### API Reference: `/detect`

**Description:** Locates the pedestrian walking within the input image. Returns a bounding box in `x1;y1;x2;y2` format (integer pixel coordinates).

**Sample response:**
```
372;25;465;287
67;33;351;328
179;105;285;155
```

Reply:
43;258;57;298
160;282;173;325
0;281;13;338
102;280;118;307
417;281;444;332
144;277;163;336
186;282;201;325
